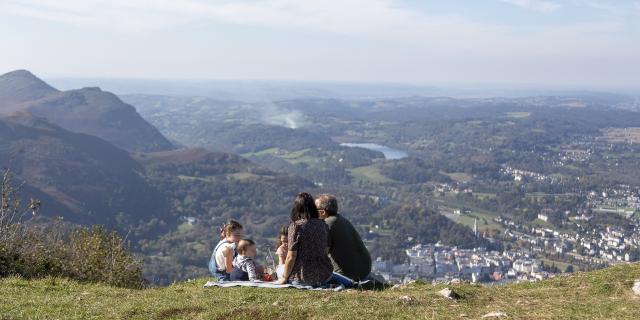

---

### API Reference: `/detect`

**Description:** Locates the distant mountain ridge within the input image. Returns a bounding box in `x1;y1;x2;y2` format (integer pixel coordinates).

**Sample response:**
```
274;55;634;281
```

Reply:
0;113;168;225
0;70;174;153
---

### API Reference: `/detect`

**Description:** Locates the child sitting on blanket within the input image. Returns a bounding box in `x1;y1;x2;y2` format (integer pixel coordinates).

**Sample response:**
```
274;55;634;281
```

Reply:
276;225;288;265
231;239;265;281
275;226;288;279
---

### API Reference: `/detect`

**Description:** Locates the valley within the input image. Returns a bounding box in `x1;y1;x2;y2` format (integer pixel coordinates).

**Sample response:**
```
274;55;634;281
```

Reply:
2;69;639;285
128;92;640;283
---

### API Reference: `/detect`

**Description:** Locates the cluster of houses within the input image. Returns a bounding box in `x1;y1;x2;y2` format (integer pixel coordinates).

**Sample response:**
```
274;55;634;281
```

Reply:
372;243;553;284
435;183;473;195
373;203;640;284
496;214;640;266
500;166;551;183
558;149;592;164
587;185;640;218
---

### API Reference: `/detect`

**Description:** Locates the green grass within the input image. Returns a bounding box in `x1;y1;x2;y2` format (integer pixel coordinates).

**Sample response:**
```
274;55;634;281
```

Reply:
526;192;577;200
176;175;211;182
441;172;473;183
228;172;261;180
474;192;497;200
2;263;640;319
177;172;264;182
241;147;280;157
243;148;318;166
530;219;554;228
433;195;503;232
443;212;503;233
278;148;311;160
594;206;637;218
348;165;395;184
505;112;531;118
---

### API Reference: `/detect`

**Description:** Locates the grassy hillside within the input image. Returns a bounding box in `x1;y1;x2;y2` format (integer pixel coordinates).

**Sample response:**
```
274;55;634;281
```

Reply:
2;263;640;319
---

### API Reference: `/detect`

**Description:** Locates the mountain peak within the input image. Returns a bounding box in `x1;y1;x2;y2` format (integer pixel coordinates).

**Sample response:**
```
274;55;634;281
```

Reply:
79;86;103;92
1;69;37;78
0;69;58;108
0;70;174;153
0;69;53;87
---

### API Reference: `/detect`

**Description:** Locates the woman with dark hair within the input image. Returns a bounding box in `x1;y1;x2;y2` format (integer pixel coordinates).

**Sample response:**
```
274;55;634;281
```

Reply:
277;192;333;286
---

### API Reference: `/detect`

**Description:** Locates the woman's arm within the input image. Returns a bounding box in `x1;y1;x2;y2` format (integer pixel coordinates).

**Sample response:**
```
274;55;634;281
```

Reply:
223;246;234;273
276;250;297;284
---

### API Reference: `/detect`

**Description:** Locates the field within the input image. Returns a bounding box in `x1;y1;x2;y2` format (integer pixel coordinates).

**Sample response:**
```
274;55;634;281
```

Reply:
178;173;262;182
505;112;531;118
432;192;504;234
594;206;637;219
348;165;395;184
277;148;314;164
473;192;497;200
603;127;640;143
526;192;577;200
2;263;640;319
442;211;503;234
244;148;320;167
442;172;473;183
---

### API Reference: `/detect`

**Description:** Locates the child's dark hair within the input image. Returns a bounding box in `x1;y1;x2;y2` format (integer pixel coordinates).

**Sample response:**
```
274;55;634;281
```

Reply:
276;225;288;249
237;239;255;254
220;219;243;239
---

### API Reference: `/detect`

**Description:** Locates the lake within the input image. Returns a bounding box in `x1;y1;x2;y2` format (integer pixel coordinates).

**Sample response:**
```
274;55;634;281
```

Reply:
340;143;408;160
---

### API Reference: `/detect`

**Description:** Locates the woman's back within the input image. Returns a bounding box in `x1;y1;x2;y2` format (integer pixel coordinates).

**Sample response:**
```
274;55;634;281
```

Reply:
214;240;235;271
287;218;333;286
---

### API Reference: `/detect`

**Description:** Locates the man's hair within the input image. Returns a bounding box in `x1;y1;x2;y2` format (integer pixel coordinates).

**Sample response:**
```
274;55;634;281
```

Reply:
290;192;319;221
315;194;338;216
237;239;255;254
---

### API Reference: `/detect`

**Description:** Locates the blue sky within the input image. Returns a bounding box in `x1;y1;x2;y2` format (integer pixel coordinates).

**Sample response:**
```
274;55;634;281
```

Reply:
0;0;639;90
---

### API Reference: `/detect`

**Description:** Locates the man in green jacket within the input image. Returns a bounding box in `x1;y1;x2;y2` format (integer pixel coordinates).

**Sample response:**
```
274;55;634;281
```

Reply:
315;194;372;281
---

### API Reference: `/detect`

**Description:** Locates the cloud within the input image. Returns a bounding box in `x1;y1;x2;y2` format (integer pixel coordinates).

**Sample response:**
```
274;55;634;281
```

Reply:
569;0;640;17
2;0;197;32
1;0;501;39
501;0;561;13
2;0;638;87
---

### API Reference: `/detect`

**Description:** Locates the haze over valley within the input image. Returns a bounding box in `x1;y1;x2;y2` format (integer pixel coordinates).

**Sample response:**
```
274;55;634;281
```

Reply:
1;68;639;284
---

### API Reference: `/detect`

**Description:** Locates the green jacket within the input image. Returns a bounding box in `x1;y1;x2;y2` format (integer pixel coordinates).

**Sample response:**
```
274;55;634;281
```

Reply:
325;214;372;280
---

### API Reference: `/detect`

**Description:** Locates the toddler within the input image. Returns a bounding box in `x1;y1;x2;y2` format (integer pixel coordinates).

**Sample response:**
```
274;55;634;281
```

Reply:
231;239;263;281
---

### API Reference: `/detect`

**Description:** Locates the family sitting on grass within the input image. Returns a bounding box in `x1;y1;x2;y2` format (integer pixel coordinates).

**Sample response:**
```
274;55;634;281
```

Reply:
208;192;372;288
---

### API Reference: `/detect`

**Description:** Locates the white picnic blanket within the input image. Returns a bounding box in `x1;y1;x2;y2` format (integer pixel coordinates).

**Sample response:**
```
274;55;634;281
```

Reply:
203;280;344;291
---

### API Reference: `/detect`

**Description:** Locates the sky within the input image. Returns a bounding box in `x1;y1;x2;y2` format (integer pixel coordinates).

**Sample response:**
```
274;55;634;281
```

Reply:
1;0;639;90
